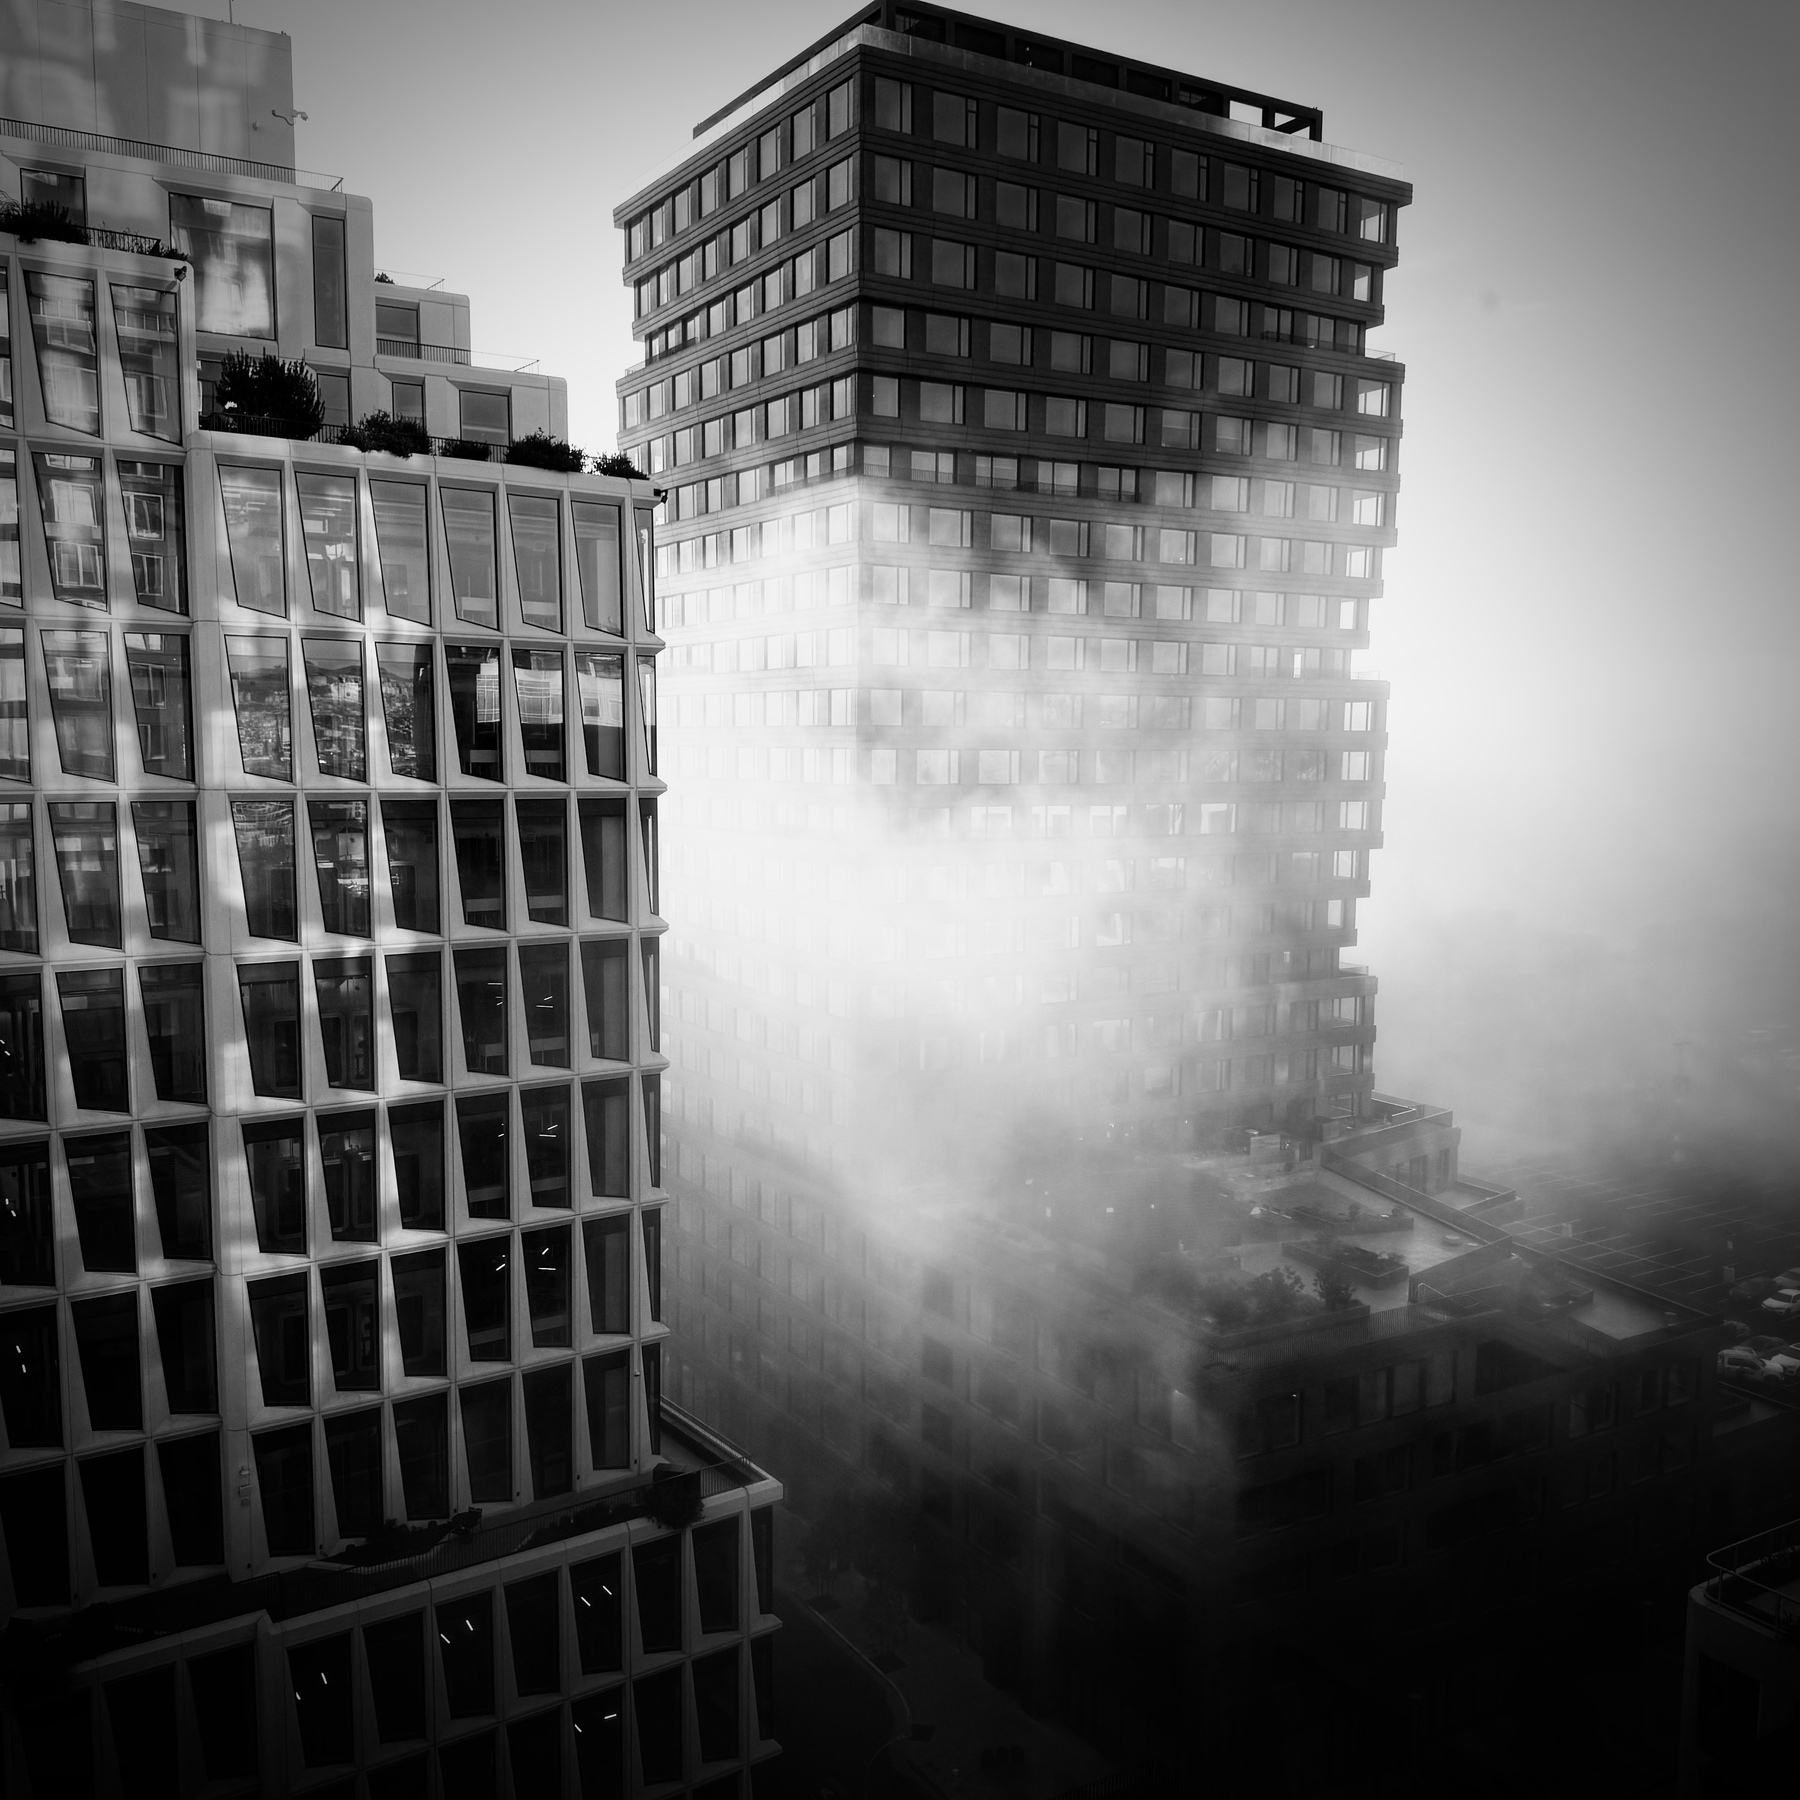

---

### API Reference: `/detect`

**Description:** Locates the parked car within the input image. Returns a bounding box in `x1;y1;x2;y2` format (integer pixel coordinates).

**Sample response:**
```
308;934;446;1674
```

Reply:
1747;1335;1788;1357
1762;1290;1800;1318
1765;1348;1800;1378
1719;1346;1767;1378
1730;1278;1784;1305
1722;1319;1753;1342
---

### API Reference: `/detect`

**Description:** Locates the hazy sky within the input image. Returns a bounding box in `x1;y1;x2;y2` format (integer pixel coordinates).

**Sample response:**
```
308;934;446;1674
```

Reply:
222;0;1799;1143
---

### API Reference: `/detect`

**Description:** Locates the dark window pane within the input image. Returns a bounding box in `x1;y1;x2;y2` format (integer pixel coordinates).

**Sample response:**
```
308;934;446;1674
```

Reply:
0;1304;60;1444
633;1535;682;1654
35;450;107;604
158;1429;223;1562
0;1464;67;1602
303;637;365;776
643;1075;662;1190
60;972;129;1113
634;506;656;633
522;1083;570;1211
516;797;567;926
111;285;180;441
147;1123;211;1260
238;962;302;1099
232;797;297;940
392;1247;446;1376
364;1612;426;1741
440;1732;496;1800
451;799;505;930
750;1507;773;1614
314;957;374;1090
117;460;187;608
694;1645;740;1762
523;1362;573;1498
371;481;430;624
151;1277;217;1412
460;390;509;444
381;797;439;933
514;648;565;783
218;467;285;616
0;630;28;780
580;1215;633;1345
189;1643;256;1778
0;448;12;599
310;800;370;937
519;941;569;1069
509;494;561;631
454;947;508;1076
0;970;45;1121
523;1224;572;1349
298;474;359;619
29;277;100;432
42;628;113;776
457;1089;509;1219
582;1349;630;1469
72;1289;141;1429
243;1115;306;1253
571;1555;623;1674
65;1126;133;1265
377;640;435;778
254;1421;315;1555
572;500;623;634
577;798;627;922
171;194;274;336
459;1377;512;1498
0;1139;54;1283
443;489;499;627
636;658;656;774
643;1342;661;1453
0;801;34;953
369;1748;427;1795
571;1690;625;1796
312;215;348;349
575;652;625;780
140;960;206;1102
391;1102;444;1233
248;1271;309;1405
633;1665;683;1785
581;1078;629;1200
640;939;659;1053
123;634;193;778
49;799;120;946
445;643;502;779
320;1256;379;1387
643;1207;662;1321
693;1520;741;1634
505;1572;560;1696
132;801;200;942
639;800;659;914
80;1445;148;1585
458;1235;511;1362
225;635;291;775
393;1391;449;1520
387;951;441;1084
323;1405;382;1536
508;1710;561;1797
290;1634;354;1766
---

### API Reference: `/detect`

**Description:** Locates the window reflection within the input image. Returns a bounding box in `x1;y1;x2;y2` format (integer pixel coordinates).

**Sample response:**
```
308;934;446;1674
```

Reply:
170;195;274;339
386;951;441;1083
380;797;439;934
308;797;370;937
0;629;23;778
123;633;193;778
515;798;567;926
48;800;120;947
115;460;185;609
321;1259;379;1392
139;960;206;1103
442;488;497;627
224;635;291;778
0;971;45;1121
110;285;180;441
454;946;508;1076
302;637;365;779
636;658;657;775
518;942;569;1069
457;1091;509;1219
445;644;502;779
0;802;36;952
218;466;285;616
370;481;429;623
634;505;656;633
231;798;296;940
296;473;359;619
26;272;99;433
376;640;435;780
571;501;623;634
458;1238;511;1361
393;1245;445;1372
0;447;20;602
513;648;564;782
314;956;373;1089
577;797;628;922
451;799;505;930
0;272;12;431
238;963;301;1100
508;494;560;631
390;1103;444;1234
318;1109;376;1244
131;800;200;942
57;968;129;1113
582;1077;629;1199
41;629;113;778
459;390;509;446
575;652;625;779
580;939;629;1061
522;1084;570;1211
523;1224;571;1346
312;215;348;351
34;453;107;608
145;1121;210;1261
640;800;658;914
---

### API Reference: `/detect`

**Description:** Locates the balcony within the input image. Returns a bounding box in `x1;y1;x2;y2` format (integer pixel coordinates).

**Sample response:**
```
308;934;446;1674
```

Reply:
376;336;471;365
0;113;341;189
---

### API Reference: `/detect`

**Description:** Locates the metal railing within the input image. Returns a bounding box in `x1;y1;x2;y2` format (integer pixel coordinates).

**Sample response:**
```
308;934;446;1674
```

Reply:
376;337;471;366
0;114;341;189
0;214;185;260
1705;1518;1800;1636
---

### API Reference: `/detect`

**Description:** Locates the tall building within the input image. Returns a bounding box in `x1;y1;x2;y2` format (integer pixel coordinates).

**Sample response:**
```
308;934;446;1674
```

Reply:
0;3;780;1795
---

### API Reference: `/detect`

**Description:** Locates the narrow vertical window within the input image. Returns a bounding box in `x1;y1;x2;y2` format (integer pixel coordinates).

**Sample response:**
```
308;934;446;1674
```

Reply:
370;480;429;623
131;801;200;942
58;970;129;1114
642;1204;662;1316
314;957;374;1090
311;214;348;350
442;488;498;628
48;800;120;947
34;454;107;607
515;799;567;927
386;951;442;1084
639;800;659;915
581;1077;629;1199
231;798;297;940
0;628;24;776
247;1274;309;1404
445;644;502;779
640;939;659;1053
110;285;180;441
583;1352;631;1468
237;963;303;1100
575;652;625;779
458;1239;511;1361
451;799;505;930
376;641;435;780
633;505;656;633
243;1116;306;1253
642;1072;661;1186
392;1246;446;1372
0;448;20;603
454;947;508;1076
224;636;292;778
318;1111;377;1244
0;802;36;952
509;494;561;631
512;648;565;781
580;940;629;1061
0;272;12;430
139;961;206;1104
295;473;359;619
323;1407;380;1535
521;1084;570;1210
26;272;100;433
392;1393;448;1520
523;1363;572;1498
517;942;569;1069
636;658;657;775
150;1279;217;1411
302;637;366;779
145;1121;210;1261
380;797;440;933
522;1226;572;1347
0;975;46;1122
123;633;193;778
581;1216;630;1334
571;500;623;633
253;1422;314;1554
67;1138;136;1278
218;466;286;616
41;629;113;778
577;797;628;922
308;799;370;937
0;1139;53;1282
457;1089;511;1220
390;1103;445;1235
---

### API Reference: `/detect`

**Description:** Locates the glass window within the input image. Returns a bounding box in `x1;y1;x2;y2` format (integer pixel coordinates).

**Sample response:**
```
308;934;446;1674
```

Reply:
521;1084;569;1211
311;214;348;350
323;1408;380;1536
230;798;296;940
515;799;566;927
512;648;564;782
583;1352;630;1472
0;272;12;432
642;1076;660;1188
581;1077;629;1199
48;800;120;947
170;196;274;338
34;453;107;607
370;481;429;623
26;272;100;433
380;797;439;933
458;1239;511;1360
390;1102;445;1234
393;1392;448;1520
509;494;560;631
145;1121;210;1261
454;947;508;1076
0;628;23;776
0;975;45;1123
253;1421;313;1553
315;371;350;430
58;969;129;1114
296;474;359;619
575;652;624;780
123;633;193;778
443;489;498;627
451;798;505;930
217;466;287;617
314;956;373;1089
522;1225;572;1348
71;1296;138;1436
41;629;113;778
376;641;436;781
636;659;657;775
572;501;622;633
238;963;302;1100
582;1216;630;1335
386;951;441;1084
456;1090;510;1226
459;1381;511;1513
0;801;34;951
224;635;291;778
389;378;424;425
242;1116;305;1253
318;1111;377;1245
518;942;569;1069
393;1246;446;1374
581;939;629;1062
150;1277;216;1411
445;644;502;778
109;286;180;442
376;301;420;349
633;506;656;633
308;798;369;938
639;801;659;916
140;960;205;1103
458;390;509;446
523;1362;572;1499
302;637;366;779
0;1302;58;1453
132;800;200;942
577;798;628;922
247;1273;309;1404
65;1128;133;1268
0;447;19;602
